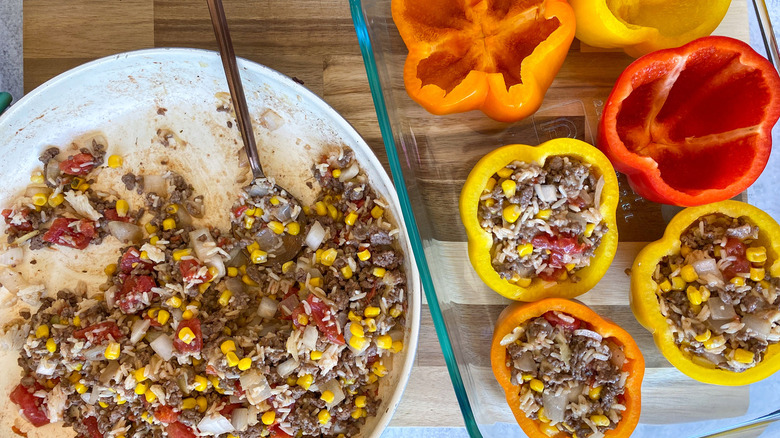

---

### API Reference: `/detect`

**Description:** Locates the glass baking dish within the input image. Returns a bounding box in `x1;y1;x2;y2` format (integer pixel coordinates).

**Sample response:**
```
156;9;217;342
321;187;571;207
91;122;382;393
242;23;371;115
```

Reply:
348;0;780;436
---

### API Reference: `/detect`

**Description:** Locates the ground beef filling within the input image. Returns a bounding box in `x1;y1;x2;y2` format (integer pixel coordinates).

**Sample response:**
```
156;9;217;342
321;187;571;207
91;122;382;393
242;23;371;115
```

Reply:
653;214;780;372
502;312;627;438
478;156;607;284
7;146;408;438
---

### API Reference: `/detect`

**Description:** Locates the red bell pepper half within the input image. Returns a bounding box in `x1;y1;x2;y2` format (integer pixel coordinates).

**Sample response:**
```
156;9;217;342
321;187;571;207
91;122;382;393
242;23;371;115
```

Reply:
599;36;780;206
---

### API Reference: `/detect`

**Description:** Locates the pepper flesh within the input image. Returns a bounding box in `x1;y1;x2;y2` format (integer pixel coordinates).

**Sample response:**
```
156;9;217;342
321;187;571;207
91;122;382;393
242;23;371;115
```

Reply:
391;0;575;122
599;36;780;207
631;200;780;385
459;138;619;301
491;298;644;438
569;0;731;57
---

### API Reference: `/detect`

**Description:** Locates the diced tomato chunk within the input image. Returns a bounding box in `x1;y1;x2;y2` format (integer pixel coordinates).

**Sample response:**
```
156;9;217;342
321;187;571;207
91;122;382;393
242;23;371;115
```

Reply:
2;208;34;232
232;205;248;218
220;402;242;417
73;321;123;343
82;416;103;438
167;422;197;438
59;153;96;176
42;217;96;250
10;383;49;427
179;258;211;284
531;232;588;269
119;247;153;273
543;311;582;330
722;238;750;279
725;238;747;257
174;318;203;353
154;405;180;424
116;275;157;314
269;424;292;438
104;208;133;223
306;295;345;345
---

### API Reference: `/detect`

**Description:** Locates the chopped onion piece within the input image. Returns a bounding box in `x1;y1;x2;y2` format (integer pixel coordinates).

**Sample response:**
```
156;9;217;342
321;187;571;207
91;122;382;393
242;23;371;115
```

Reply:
0;247;24;266
535;184;558;203
512;351;536;372
144;175;167;196
198;413;235;435
339;163;359;182
302;325;318;351
258;297;279;319
743;314;772;340
130;319;151;344
693;258;723;281
709;297;737;321
36;357;57;376
107;221;143;244
542;391;567;423
150;334;174;361
594;176;605;208
318;379;346;408
305;221;326;250
99;361;120;384
231;408;249;432
190;228;226;279
260;109;285;132
240;370;273;405
277;358;299;378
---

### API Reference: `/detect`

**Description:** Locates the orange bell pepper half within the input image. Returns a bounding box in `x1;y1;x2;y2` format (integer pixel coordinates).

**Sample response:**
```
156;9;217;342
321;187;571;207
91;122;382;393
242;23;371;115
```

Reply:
599;36;780;206
391;0;575;123
491;299;644;438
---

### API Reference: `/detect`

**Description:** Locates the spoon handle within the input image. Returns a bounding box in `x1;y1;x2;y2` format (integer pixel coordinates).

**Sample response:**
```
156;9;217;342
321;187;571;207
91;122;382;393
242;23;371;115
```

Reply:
206;0;265;179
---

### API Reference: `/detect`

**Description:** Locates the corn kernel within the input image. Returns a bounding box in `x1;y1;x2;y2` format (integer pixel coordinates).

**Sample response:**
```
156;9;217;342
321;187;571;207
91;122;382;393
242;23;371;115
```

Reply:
364;318;377;333
225;267;238;278
373;267;386;278
538;407;551;423
297;374;314;390
182;398;197;410
349;311;362;322
36;325;50;338
584;222;596;237
345;212;358;226
372;335;391;350
48;193;65;207
309;277;323;288
371;206;384;219
731;276;746;286
484;198;496;208
517;243;533;257
750;267;766;282
72;316;81;327
734;348;755;364
104;342;121;360
353;395;367;408
166;296;182;308
372;362;388;377
251;249;268;264
497;167;513;178
364;306;381;318
107;154;123;168
332;169;342;179
116;199;129;217
141;412;153;424
315;201;328;216
681;245;692;257
139;250;149;260
671;276;686;291
220;341;236;355
116;395;126;405
193;375;208;392
268;221;285;235
149;236;159;245
591;415;610;427
327;204;339;220
182;309;195;320
530;379;544;392
178;327;196;344
74;363;83;371
320;390;335;404
351;408;365;419
337;265;353;280
349;335;367;350
699;286;711;302
242;275;259;286
680;265;698;283
270;196;280;206
219;290;233;307
307;350;323;361
70;177;84;190
162;218;176;230
166;204;179;215
246;241;260;254
46;338;57;352
391;340;404;353
75;383;88;394
502;204;522;223
209;376;222;392
501;179;517;198
194;395;207;412
695;329;712;343
686;286;703;306
226;352;240;367
589;386;602;400
535;209;552;220
145;390;157;403
32;193;48;207
30;171;45;184
145;223;158;234
135;383;147;395
746;246;767;263
238;357;252;371
358;249;371;261
262;410;276;425
704;335;726;350
172;248;192;261
157;310;170;325
321;248;338;267
286;222;300;236
349;323;365;339
99;401;109;408
318;409;331;425
134;367;147;382
659;279;671;293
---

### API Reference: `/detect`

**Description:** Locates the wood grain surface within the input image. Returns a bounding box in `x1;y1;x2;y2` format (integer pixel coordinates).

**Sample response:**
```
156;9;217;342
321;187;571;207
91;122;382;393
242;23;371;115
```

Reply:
23;0;753;430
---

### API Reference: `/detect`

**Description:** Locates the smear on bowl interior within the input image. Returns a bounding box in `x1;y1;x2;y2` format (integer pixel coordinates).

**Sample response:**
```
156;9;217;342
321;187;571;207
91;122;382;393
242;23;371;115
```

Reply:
1;140;408;437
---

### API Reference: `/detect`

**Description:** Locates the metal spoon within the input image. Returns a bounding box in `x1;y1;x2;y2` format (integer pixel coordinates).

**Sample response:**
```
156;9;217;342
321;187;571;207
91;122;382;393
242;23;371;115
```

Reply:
206;0;306;264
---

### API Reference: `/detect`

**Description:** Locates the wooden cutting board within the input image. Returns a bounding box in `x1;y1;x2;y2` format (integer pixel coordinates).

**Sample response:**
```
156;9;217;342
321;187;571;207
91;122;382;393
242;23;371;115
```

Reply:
23;0;751;429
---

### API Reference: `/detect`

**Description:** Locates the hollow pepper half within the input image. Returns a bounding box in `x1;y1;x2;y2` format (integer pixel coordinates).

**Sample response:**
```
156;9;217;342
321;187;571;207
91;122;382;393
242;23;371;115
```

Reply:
459;138;619;301
568;0;731;57
599;36;780;207
391;0;575;123
631;200;780;385
491;298;645;438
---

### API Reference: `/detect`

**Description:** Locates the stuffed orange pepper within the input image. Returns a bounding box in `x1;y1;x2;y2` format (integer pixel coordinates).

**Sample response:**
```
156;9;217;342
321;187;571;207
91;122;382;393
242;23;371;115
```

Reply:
632;200;780;385
460;139;619;301
492;298;644;438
